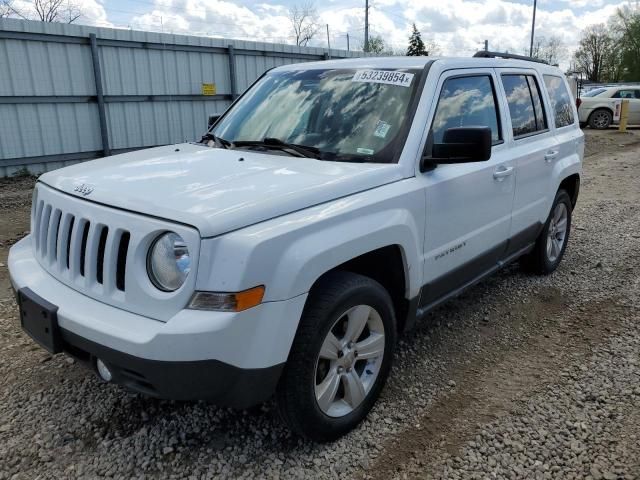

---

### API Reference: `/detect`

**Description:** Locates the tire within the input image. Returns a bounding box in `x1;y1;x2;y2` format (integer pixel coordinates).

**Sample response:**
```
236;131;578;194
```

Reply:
520;190;572;275
276;271;397;442
588;109;612;129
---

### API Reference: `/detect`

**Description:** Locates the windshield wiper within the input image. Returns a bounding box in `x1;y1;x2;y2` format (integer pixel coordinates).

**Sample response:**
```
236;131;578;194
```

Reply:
232;137;321;159
200;132;232;149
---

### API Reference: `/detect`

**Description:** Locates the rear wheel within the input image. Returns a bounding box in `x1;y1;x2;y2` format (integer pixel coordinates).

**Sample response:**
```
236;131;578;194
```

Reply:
521;190;572;275
276;271;396;442
588;109;612;129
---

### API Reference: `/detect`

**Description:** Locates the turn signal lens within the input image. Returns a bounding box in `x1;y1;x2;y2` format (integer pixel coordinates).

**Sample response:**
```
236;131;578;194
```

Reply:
188;286;265;312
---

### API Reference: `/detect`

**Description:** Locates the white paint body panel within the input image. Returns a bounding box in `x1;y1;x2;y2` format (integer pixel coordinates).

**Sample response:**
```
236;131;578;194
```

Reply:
8;56;584;370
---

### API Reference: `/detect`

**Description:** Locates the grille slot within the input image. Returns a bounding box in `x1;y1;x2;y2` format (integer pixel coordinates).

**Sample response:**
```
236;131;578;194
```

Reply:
116;232;130;292
79;221;90;277
65;216;75;270
49;210;62;263
96;226;109;285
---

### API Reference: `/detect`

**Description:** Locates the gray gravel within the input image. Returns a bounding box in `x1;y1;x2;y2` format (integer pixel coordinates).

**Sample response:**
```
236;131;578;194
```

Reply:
1;131;639;479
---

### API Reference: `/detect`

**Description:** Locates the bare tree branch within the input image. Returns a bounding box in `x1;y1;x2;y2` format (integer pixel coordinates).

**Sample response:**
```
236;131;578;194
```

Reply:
7;0;83;23
288;2;319;47
0;0;14;18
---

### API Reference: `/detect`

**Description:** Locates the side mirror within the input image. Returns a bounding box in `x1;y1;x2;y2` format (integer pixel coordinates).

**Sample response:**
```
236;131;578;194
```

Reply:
208;114;221;128
430;127;492;165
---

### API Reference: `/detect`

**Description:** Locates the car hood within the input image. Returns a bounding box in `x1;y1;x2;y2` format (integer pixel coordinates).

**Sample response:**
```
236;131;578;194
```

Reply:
39;144;404;237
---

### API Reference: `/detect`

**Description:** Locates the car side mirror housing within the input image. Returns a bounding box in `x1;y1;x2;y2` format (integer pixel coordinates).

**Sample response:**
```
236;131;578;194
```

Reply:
208;114;221;128
424;127;492;168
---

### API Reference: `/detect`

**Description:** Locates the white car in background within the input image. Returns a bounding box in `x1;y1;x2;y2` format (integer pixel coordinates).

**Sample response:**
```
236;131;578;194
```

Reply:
577;86;640;129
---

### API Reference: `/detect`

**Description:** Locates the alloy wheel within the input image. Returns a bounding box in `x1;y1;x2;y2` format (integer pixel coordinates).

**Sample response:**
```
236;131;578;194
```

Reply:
592;111;611;129
314;304;386;418
546;202;568;263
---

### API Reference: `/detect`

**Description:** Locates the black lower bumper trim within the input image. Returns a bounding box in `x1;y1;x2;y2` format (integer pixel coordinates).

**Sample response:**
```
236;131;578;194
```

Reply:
60;329;284;409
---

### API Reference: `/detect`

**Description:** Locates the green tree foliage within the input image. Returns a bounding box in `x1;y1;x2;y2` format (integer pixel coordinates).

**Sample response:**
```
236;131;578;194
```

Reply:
366;35;388;54
407;23;428;56
615;7;640;81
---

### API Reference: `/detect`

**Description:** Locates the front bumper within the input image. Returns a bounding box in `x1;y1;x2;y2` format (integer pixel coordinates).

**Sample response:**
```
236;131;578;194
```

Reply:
9;236;308;407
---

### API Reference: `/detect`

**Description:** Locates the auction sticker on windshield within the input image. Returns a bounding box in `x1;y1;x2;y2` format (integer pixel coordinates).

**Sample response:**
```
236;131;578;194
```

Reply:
352;70;414;87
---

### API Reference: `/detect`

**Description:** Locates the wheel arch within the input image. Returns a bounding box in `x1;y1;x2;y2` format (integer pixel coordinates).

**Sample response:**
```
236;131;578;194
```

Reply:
558;173;580;210
308;245;411;333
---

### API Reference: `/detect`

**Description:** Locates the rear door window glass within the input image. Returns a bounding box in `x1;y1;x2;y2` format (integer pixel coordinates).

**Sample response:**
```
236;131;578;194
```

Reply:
543;75;575;128
501;74;548;138
612;90;637;99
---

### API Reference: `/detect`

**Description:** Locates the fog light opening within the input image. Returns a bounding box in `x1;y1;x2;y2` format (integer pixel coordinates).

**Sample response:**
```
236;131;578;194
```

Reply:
96;358;113;382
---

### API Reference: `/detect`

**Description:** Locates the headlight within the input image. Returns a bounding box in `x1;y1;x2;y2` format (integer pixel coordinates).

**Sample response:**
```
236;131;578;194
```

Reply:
147;232;191;291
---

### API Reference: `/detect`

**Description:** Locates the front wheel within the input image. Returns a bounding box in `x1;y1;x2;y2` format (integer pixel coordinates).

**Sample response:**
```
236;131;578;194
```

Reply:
276;271;396;442
521;190;572;275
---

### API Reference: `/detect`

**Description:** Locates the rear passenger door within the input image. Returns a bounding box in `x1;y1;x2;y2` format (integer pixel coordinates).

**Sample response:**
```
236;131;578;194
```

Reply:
496;70;556;254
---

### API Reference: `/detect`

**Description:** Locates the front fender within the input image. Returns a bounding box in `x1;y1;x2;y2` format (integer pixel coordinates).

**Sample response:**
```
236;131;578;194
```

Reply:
196;179;425;303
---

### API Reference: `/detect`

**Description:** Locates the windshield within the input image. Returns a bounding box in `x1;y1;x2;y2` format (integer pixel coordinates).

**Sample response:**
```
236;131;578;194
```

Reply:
212;68;422;163
582;88;607;97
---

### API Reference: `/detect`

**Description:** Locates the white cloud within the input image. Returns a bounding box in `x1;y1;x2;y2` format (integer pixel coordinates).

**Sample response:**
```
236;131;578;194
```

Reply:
97;0;634;66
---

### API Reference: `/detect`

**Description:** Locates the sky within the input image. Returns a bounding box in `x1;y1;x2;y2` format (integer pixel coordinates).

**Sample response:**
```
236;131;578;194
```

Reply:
22;0;640;66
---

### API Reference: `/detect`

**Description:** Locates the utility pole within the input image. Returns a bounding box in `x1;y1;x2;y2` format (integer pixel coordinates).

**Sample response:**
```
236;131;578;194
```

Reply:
529;0;537;57
484;40;488;52
326;24;331;58
364;0;369;52
347;33;350;52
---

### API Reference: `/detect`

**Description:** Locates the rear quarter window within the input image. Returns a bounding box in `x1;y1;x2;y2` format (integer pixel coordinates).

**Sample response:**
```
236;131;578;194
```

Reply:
543;75;575;128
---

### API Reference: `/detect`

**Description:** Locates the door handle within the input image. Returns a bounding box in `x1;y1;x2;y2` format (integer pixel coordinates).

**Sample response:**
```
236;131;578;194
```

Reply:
544;150;558;163
493;166;514;181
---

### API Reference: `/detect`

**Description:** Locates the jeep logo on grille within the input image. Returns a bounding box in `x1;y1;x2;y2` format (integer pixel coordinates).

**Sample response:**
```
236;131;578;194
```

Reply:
73;183;94;196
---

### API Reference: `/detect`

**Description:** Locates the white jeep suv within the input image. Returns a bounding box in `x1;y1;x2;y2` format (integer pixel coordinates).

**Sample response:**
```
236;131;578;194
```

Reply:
9;54;583;442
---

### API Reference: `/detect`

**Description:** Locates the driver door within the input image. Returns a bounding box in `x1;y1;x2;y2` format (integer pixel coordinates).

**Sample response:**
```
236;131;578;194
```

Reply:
417;69;516;309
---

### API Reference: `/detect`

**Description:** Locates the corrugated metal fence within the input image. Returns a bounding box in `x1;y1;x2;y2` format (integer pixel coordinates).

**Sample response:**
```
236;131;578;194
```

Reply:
0;18;366;176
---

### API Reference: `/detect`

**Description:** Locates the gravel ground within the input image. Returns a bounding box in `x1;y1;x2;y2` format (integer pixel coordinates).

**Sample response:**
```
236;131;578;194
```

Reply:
0;129;639;479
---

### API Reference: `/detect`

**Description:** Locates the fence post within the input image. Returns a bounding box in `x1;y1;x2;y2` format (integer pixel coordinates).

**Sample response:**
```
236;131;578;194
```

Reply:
227;45;238;100
89;33;111;157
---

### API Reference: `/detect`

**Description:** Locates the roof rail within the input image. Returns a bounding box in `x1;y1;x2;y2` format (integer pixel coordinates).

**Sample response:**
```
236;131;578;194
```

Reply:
473;50;549;65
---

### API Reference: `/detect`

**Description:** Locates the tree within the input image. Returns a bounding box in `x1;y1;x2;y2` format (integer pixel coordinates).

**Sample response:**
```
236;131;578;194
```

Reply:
528;36;567;65
288;2;319;47
573;24;621;82
614;6;640;81
365;35;388;54
8;0;83;23
407;23;427;56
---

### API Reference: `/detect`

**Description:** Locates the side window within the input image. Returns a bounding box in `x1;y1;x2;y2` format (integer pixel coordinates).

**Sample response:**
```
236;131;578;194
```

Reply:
543;75;575;128
501;74;548;138
431;75;501;145
527;76;547;131
612;90;636;99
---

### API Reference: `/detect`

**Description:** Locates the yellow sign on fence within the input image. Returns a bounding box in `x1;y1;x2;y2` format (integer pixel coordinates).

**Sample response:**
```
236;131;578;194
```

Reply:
201;83;217;96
